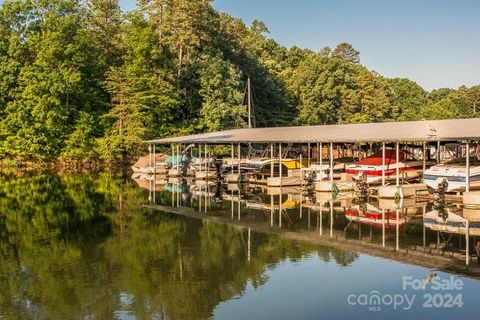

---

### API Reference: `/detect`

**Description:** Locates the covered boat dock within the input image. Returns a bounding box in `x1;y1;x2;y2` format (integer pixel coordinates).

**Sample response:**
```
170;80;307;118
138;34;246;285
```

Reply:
145;118;480;192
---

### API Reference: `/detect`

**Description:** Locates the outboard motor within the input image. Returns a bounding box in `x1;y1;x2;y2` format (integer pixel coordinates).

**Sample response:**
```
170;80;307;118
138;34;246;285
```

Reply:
180;178;192;203
213;157;224;203
356;173;369;202
213;157;223;181
436;179;448;221
303;170;317;200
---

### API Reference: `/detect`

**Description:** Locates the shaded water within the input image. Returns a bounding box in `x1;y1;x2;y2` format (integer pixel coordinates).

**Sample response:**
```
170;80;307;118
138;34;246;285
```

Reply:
0;173;479;319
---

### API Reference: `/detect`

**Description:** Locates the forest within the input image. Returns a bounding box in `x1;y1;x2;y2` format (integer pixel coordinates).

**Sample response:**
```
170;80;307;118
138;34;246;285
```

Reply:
0;0;479;162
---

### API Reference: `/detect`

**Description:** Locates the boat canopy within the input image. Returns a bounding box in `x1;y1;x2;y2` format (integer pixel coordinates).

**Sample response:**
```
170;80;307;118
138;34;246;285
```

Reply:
145;118;480;145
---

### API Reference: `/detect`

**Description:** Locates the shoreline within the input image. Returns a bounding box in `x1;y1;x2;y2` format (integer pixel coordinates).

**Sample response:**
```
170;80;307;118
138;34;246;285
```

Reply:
0;157;133;175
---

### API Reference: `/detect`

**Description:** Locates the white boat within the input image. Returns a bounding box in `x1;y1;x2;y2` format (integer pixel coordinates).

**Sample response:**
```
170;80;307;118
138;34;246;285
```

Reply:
301;157;354;181
345;149;434;184
423;159;480;192
423;207;480;235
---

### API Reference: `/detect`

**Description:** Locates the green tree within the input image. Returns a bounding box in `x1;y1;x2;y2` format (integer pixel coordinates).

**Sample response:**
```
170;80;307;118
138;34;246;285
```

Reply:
341;67;391;123
421;98;463;120
198;52;246;131
386;78;428;121
97;13;178;159
332;42;360;64
0;0;105;159
62;112;98;158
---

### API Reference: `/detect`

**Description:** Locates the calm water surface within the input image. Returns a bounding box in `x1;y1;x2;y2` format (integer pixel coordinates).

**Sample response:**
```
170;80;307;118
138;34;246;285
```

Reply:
1;173;479;319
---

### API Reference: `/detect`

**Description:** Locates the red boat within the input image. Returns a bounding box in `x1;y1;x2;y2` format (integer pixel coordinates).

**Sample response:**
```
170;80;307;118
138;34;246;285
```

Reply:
345;204;406;229
345;148;434;184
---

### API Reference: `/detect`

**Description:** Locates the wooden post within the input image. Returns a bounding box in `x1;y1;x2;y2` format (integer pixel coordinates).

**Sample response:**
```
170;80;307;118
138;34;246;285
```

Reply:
329;200;333;238
437;140;441;164
466;219;470;266
317;142;320;163
231;143;234;174
270;194;274;226
279;143;283;184
320;142;323;179
279;192;282;228
423;206;426;249
237;189;241;220
319;205;323;236
205;144;208;178
396;142;400;188
176;144;180;174
300;154;303;188
382;208;385;248
382;142;386;186
247;228;251;262
422;141;426;173
153;144;156;175
329;142;334;184
231;190;234;219
238;143;241;175
299;190;303;219
466;141;470;192
270;144;274;177
307;142;311;167
171;144;175;171
396;208;400;251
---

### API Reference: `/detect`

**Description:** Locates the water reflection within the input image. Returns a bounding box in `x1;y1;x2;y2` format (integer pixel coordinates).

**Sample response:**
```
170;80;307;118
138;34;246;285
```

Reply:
150;180;480;274
0;173;362;319
2;173;480;318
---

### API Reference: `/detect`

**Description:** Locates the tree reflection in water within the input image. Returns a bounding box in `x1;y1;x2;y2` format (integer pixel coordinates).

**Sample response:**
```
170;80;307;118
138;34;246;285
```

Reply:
0;173;358;319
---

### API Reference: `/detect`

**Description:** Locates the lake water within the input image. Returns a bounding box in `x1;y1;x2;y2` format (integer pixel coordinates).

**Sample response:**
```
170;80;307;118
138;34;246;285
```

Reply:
1;173;479;319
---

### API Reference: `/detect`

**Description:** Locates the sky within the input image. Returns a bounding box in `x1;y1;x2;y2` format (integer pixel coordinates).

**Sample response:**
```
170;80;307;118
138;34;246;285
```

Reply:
1;0;478;90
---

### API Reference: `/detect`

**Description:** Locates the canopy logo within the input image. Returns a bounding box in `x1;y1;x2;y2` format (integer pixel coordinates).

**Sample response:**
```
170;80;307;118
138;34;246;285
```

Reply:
347;274;464;312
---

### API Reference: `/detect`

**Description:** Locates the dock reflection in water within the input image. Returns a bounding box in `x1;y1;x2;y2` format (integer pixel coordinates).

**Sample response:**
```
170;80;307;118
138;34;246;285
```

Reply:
148;180;480;275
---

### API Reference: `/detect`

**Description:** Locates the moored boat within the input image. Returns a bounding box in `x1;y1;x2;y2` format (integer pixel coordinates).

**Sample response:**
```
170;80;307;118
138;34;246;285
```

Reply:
423;159;480;192
345;149;434;184
345;203;406;229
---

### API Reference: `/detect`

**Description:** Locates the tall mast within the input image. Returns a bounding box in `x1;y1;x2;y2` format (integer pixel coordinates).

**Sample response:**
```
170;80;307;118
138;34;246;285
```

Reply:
247;76;252;129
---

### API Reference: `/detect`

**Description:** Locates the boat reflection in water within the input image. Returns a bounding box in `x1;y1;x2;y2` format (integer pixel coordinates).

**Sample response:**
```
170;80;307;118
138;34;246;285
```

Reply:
147;179;480;276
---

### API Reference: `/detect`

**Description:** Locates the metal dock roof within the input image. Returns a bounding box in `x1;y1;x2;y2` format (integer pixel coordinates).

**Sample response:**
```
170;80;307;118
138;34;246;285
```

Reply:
145;118;480;144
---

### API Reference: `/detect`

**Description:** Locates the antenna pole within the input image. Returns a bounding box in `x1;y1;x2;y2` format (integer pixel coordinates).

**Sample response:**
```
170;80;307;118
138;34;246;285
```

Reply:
247;76;252;129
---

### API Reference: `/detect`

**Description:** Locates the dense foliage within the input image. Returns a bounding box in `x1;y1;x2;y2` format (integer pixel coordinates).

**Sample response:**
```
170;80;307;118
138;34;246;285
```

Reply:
0;0;478;161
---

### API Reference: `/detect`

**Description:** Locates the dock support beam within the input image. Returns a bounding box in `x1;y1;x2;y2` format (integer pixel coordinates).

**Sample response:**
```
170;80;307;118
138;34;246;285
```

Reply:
382;142;386;186
270;144;274;177
205;144;208;178
396;208;400;251
153;143;156;175
279;143;283;184
437;140;441;164
396;142;400;188
307;142;311;167
466;141;470;192
466;219;470;266
329;142;334;184
176;144;180;174
422;141;426;173
317;142;320;163
199;144;202;172
382;208;385;248
231;143;234;174
238;144;241;175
